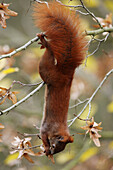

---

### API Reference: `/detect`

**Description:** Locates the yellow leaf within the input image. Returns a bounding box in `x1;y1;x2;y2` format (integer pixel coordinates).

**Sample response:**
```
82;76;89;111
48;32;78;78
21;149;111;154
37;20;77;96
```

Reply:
4;152;19;165
109;141;113;149
0;67;19;81
107;101;113;113
79;147;98;162
2;67;19;74
56;152;74;164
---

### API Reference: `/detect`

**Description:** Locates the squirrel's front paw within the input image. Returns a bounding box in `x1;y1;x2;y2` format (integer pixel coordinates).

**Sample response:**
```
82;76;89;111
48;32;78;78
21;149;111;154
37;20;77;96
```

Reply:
37;32;48;49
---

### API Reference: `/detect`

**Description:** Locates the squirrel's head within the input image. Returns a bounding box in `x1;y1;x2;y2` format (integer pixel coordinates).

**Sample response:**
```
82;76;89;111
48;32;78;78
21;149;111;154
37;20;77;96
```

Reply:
44;135;74;156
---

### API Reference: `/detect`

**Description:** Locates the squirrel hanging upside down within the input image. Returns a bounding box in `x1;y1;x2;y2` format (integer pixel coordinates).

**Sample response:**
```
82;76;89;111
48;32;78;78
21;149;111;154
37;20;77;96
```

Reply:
33;0;87;156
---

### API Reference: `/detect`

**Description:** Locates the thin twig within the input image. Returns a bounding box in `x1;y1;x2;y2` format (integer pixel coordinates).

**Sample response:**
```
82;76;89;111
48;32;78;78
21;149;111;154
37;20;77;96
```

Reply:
68;69;113;127
17;131;41;139
69;98;89;108
76;10;89;15
73;114;91;121
79;0;103;29
85;32;110;65
0;36;39;60
87;41;101;57
11;144;41;151
87;102;91;119
93;32;110;42
0;82;44;116
63;0;104;29
56;0;82;8
9;80;43;90
23;133;41;139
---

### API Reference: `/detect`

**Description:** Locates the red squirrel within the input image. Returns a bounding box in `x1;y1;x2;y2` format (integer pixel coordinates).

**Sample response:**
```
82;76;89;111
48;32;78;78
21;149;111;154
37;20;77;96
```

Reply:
33;1;87;156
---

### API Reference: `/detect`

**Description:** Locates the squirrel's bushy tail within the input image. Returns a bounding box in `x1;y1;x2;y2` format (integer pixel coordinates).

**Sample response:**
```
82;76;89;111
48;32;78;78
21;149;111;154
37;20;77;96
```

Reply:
33;1;87;69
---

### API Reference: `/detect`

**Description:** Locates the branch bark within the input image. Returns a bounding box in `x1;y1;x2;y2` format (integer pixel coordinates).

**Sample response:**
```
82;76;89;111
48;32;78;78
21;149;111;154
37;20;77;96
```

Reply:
0;36;39;60
86;27;113;36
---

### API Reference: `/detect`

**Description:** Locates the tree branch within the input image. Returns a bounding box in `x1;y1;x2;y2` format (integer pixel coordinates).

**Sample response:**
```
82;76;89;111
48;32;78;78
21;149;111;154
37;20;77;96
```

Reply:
0;82;44;116
69;98;89;109
0;28;112;61
9;80;43;89
86;27;113;36
68;69;113;127
59;0;103;29
79;0;103;29
0;36;39;60
85;33;110;65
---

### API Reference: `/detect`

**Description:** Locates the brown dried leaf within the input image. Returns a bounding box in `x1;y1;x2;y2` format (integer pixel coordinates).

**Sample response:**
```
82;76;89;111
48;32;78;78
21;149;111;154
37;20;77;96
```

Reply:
35;151;45;156
0;13;10;28
90;131;101;147
11;136;47;163
8;91;19;104
11;136;41;163
23;153;34;163
0;87;7;104
80;117;102;147
0;87;19;105
104;13;112;25
0;3;18;29
48;155;55;164
0;87;7;95
93;13;112;28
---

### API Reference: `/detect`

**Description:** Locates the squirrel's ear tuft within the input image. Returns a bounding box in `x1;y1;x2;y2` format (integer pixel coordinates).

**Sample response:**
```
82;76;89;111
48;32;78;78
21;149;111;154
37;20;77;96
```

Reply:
68;136;74;143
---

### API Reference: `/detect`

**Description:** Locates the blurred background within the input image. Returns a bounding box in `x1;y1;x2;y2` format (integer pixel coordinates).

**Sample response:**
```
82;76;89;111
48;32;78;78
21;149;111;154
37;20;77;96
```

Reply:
0;0;113;169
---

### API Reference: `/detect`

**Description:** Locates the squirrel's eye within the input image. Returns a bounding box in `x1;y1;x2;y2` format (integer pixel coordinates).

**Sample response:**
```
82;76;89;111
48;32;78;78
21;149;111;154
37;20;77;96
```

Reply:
57;136;64;141
52;144;55;148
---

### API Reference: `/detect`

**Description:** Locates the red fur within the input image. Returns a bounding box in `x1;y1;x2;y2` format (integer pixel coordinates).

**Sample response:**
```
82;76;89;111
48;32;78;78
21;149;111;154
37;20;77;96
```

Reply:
33;1;87;156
